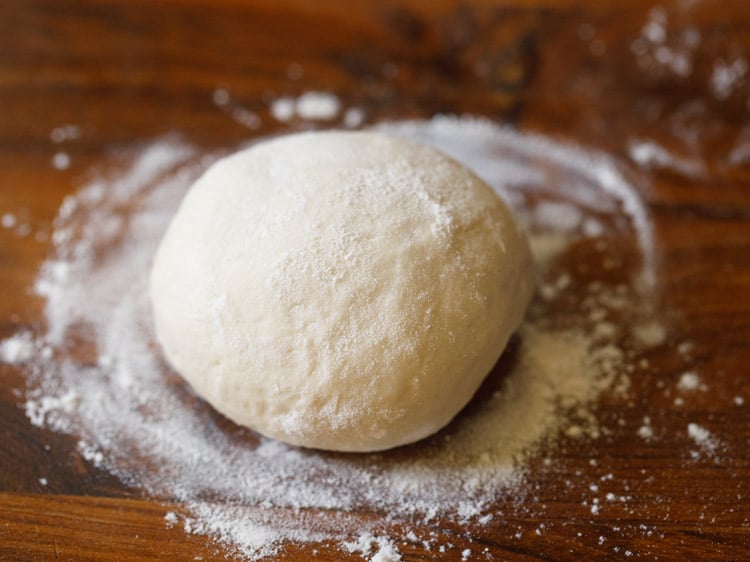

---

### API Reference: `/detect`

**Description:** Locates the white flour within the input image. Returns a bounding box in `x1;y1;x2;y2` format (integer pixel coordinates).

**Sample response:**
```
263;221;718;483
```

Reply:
710;57;748;101
628;139;705;177
8;116;662;560
630;6;701;78
0;332;35;364
687;423;720;459
270;91;341;122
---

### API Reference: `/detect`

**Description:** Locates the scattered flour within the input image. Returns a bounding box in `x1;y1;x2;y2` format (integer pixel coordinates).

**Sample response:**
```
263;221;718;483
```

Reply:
213;88;230;107
631;320;667;348
677;371;705;392
5;116;664;559
269;97;295;122
630;7;701;77
77;440;104;467
25;389;79;428
295;91;341;120
677;341;694;357
710;57;748;100
534;201;583;232
727;125;750;166
638;417;654;440
50;124;82;144
230;108;261;130
52;151;71;170
628;139;705;177
270;91;341;122
344;107;366;128
0;332;35;364
343;533;402;562
687;423;720;458
211;88;262;130
1;213;16;229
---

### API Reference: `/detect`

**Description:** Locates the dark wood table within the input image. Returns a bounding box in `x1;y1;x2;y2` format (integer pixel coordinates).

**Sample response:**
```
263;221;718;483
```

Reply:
1;0;749;559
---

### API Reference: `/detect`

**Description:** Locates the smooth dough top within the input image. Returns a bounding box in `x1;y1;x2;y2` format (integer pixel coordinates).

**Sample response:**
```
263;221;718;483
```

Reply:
150;130;534;452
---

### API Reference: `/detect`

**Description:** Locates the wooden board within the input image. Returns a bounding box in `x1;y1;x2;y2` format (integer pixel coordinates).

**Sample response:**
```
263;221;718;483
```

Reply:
1;0;749;559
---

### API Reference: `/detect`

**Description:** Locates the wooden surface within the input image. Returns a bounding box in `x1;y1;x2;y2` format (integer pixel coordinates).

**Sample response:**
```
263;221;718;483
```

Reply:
2;0;750;560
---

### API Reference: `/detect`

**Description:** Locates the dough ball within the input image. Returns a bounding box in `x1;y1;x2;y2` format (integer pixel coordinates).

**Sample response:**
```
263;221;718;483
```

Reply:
150;131;534;452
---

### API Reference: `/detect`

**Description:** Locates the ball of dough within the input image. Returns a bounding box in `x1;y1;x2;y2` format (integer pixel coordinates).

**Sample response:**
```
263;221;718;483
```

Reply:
150;131;534;452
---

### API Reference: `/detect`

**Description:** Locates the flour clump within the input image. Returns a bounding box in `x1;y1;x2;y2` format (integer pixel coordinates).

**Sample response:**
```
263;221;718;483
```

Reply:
150;130;534;452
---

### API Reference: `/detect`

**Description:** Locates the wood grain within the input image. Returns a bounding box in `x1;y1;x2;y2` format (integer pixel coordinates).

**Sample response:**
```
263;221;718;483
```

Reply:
1;0;750;560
